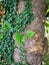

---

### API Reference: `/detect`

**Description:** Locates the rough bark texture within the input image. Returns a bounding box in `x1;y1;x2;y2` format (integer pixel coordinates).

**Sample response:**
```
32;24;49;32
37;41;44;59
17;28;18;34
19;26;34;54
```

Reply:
24;0;46;65
13;0;46;65
25;0;45;65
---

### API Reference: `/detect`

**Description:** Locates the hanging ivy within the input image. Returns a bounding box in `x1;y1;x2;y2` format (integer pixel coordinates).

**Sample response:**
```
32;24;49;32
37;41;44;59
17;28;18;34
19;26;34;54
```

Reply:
0;0;34;65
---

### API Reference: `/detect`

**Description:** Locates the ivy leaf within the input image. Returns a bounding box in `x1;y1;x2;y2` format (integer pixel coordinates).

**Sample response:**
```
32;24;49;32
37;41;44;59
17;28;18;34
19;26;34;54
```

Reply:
26;30;35;39
0;33;3;39
2;20;12;30
16;33;25;46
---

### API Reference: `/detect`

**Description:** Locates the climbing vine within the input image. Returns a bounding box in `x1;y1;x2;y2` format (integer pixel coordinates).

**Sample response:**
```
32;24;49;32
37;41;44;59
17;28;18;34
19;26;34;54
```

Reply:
0;0;34;65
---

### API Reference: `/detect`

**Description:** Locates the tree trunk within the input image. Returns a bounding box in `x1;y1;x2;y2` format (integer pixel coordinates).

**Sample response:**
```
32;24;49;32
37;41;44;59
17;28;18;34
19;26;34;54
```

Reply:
13;0;46;65
24;0;46;65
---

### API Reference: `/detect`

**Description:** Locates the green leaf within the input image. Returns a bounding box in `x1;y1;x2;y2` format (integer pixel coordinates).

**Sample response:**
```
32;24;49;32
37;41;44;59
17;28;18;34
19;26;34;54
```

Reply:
2;20;11;30
16;33;25;46
0;33;3;39
26;30;35;39
46;0;49;3
46;9;49;14
45;21;49;27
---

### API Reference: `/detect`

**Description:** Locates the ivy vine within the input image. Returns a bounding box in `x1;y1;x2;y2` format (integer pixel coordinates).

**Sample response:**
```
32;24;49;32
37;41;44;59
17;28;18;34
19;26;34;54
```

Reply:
0;0;34;65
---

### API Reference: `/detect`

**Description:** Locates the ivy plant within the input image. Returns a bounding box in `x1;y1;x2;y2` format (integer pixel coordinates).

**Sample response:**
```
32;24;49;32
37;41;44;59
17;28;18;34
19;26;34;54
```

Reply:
26;30;35;39
16;33;25;46
0;0;34;65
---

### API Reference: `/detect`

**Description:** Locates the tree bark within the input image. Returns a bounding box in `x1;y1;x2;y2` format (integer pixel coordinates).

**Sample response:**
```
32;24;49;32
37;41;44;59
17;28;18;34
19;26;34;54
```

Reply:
24;0;46;65
13;0;46;65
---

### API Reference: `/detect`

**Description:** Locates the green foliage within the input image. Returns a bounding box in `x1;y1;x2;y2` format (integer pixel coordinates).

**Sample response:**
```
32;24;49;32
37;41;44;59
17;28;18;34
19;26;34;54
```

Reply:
15;0;34;32
44;6;49;64
46;0;49;3
45;20;49;41
0;28;14;65
16;44;30;65
46;0;49;17
2;20;12;30
2;0;17;29
0;0;34;65
15;30;35;45
45;20;49;27
42;51;49;65
16;33;24;46
26;30;35;39
0;30;3;39
46;9;49;14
